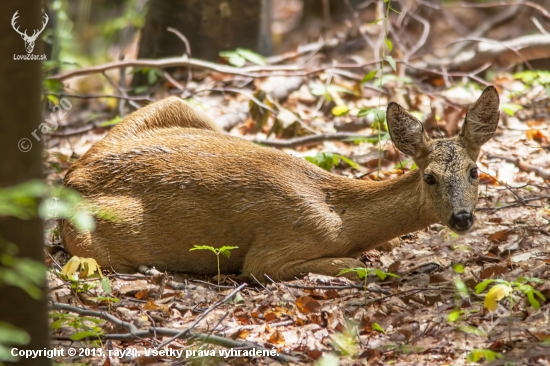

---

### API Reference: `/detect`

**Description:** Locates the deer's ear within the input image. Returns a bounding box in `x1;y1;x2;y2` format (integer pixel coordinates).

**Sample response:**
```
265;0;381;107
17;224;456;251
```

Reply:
387;102;430;158
459;86;499;152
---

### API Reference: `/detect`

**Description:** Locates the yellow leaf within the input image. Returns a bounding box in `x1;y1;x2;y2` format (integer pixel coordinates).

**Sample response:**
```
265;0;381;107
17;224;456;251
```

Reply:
484;284;511;311
80;258;101;278
61;256;81;277
331;105;349;116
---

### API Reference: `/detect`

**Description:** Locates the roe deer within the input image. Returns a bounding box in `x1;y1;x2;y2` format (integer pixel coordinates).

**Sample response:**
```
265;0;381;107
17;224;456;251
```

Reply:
61;86;499;281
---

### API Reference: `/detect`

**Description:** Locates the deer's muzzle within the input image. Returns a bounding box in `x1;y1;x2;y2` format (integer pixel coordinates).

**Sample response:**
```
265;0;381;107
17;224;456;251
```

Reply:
449;210;473;233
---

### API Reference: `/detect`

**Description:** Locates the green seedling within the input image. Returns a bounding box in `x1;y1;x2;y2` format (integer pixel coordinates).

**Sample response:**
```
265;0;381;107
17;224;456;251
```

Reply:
189;245;238;287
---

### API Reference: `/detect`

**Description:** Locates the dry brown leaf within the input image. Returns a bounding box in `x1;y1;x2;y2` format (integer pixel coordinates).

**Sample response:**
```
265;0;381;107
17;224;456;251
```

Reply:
237;329;249;339
480;264;508;279
487;229;511;242
143;299;160;311
479;172;499;185
296;296;321;314
323;290;340;299
526;129;548;142
267;329;285;345
135;289;150;299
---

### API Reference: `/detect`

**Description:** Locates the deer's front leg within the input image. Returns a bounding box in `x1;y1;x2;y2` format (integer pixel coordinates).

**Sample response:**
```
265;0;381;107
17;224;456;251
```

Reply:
376;238;401;251
243;256;365;281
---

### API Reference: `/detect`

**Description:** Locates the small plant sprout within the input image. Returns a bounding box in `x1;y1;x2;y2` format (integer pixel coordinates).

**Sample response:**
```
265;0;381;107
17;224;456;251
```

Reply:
476;277;546;312
189;245;238;287
337;267;399;296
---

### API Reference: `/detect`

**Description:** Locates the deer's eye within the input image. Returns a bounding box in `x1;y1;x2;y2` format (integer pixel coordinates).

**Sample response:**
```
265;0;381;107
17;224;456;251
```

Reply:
424;174;436;185
470;167;478;179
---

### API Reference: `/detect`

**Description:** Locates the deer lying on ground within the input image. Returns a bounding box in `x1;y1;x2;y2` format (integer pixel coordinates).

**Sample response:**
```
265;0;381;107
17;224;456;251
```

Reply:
61;86;499;281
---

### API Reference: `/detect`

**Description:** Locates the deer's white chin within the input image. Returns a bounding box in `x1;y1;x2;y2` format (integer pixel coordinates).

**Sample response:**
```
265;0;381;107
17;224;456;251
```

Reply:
450;225;474;235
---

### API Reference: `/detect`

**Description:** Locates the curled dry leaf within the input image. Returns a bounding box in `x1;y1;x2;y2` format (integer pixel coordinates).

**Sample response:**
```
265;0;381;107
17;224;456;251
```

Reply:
267;329;285;345
296;296;321;314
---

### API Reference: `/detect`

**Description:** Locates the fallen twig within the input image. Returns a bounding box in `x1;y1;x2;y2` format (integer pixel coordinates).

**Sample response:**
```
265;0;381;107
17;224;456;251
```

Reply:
156;283;247;349
50;302;298;363
487;154;550;179
251;132;378;148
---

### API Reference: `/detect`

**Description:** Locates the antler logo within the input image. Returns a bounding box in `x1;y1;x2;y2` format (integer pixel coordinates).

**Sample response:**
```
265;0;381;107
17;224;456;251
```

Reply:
11;10;48;54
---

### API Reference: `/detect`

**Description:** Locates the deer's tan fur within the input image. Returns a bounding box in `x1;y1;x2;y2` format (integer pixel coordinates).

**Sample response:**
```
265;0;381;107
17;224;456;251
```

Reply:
61;87;499;280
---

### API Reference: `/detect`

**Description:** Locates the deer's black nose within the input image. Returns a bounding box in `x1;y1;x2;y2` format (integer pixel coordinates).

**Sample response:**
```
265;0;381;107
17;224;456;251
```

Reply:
449;211;473;231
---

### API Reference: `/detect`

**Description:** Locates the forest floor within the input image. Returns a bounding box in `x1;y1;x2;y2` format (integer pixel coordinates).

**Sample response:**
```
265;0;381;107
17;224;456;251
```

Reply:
42;2;550;365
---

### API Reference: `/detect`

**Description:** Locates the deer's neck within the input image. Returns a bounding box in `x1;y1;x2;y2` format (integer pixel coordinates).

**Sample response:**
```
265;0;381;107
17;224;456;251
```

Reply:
328;169;438;250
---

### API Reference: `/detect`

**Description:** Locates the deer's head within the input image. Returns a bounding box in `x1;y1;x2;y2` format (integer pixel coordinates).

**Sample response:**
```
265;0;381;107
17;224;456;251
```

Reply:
11;11;48;54
387;86;500;234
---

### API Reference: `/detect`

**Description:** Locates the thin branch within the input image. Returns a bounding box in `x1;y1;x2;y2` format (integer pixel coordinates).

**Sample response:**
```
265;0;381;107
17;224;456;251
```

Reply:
250;132;378;148
156;283;247;349
43;92;152;102
50;302;298;363
486;154;550;179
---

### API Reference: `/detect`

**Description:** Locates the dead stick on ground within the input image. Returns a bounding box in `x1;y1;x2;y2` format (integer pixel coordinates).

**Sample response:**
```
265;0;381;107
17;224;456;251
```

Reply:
486;154;550;179
50;302;298;363
156;283;247;349
250;133;378;148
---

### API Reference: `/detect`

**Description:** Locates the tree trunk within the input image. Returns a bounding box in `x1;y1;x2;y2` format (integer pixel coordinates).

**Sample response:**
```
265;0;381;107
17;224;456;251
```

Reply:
136;0;271;61
0;1;50;365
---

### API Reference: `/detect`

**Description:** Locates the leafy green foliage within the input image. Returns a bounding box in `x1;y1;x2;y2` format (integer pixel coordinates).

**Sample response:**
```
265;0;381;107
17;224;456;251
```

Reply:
0;239;47;301
338;267;399;301
467;349;503;363
475;277;546;311
219;48;266;67
0;180;99;232
500;102;523;117
189;245;239;287
309;83;355;102
305;152;359;172
50;312;104;344
0;321;30;363
361;70;378;83
385;55;396;72
337;267;399;281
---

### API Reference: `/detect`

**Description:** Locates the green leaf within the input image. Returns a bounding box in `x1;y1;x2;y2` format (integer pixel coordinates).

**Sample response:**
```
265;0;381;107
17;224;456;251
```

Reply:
315;353;340;366
357;108;372;117
70;331;102;341
228;54;246;67
361;70;378;83
219;246;239;259
500;103;523;117
372;323;385;333
373;268;387;280
0;322;29;345
189;245;217;254
453;264;465;273
100;115;122;127
334;154;359;170
236;48;267;66
385;56;397;72
369;18;385;25
467;349;503;363
385;39;393;52
475;279;495;294
447;309;461;322
453;277;469;299
101;277;112;294
226;291;245;304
